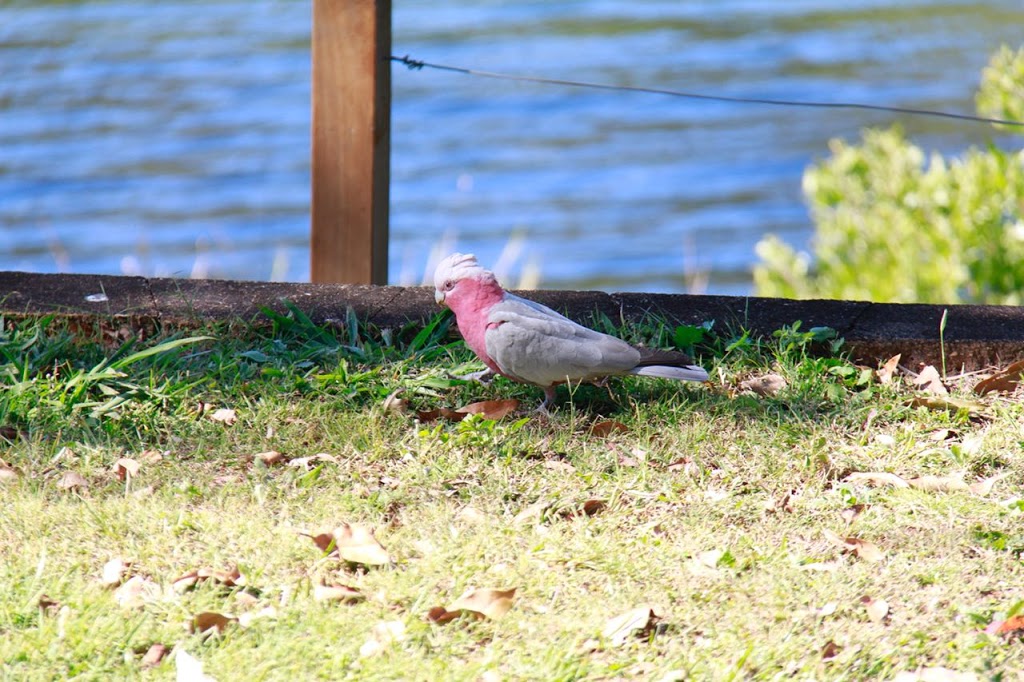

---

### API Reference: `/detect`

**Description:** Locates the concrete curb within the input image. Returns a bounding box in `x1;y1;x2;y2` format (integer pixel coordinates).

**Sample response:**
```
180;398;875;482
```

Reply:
1;271;1022;370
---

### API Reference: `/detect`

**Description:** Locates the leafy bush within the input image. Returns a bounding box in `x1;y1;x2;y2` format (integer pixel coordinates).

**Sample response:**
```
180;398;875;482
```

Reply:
755;45;1024;304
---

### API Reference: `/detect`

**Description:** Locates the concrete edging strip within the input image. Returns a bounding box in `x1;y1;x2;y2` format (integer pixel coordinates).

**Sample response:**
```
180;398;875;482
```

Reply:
1;271;1022;370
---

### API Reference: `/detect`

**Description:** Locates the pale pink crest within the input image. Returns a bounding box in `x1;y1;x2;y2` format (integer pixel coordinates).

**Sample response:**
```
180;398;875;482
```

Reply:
433;253;490;291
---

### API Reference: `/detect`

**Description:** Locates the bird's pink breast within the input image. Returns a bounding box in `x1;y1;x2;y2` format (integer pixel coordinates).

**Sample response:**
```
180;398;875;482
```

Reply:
446;277;506;375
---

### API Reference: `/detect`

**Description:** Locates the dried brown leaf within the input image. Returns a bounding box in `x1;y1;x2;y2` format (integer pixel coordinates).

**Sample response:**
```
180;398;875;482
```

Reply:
417;399;520;423
821;640;842;661
861;595;889;622
455;506;489;524
876;354;901;385
907;475;970;492
456;399;520;420
101;558;131;587
140;643;170;668
426;605;461;624
0;463;19;483
114;458;140;481
115;576;161;609
844;471;910;489
37;594;61;613
208;408;237;425
359;620;407;657
840;504;866;525
603;606;658;647
139;449;164;464
58;471;88;491
172;570;201;593
969;472;1010;496
590;420;628;438
382;390;409;414
513;500;551;526
822;530;885;562
739;373;787;397
446;587;517;621
309;523;391;566
974;359;1024;396
907;396;987;418
314;583;364;604
254;451;285;466
913;365;948;395
191;611;236;635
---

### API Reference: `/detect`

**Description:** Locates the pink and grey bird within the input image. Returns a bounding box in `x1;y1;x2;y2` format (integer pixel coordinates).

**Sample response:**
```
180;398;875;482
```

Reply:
433;253;709;409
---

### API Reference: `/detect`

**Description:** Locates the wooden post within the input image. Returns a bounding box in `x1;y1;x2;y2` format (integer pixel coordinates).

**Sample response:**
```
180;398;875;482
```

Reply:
310;0;391;284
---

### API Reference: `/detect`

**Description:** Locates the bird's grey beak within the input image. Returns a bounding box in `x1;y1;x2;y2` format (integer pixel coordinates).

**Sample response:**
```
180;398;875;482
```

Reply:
434;290;446;306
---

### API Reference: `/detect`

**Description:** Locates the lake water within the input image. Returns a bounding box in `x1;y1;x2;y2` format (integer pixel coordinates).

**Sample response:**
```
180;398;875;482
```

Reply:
2;0;1023;294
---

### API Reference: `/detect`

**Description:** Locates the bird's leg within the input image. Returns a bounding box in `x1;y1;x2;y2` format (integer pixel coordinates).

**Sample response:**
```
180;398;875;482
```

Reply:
454;368;495;385
536;385;558;415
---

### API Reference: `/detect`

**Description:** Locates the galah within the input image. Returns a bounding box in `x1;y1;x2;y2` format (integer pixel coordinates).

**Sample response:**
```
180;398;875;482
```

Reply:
433;253;709;409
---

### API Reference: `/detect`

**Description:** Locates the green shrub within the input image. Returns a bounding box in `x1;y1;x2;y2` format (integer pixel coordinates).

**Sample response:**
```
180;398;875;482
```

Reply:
755;46;1024;304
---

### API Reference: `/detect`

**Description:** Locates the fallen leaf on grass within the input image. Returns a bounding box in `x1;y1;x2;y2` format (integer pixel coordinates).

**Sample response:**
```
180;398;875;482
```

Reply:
139;449;164;464
101;558;131;587
115;457;140;481
191;611;237;635
891;667;980;682
427;587;517;623
913;365;948;395
175;648;217;682
306;523;391;566
115;576;161;609
58;471;88;491
861;595;889;623
844;472;910;489
359;620;407;657
254;451;285;466
416;399;520;423
287;452;339;470
985;614;1024;637
381;390;409;414
140;643;169;668
906;396;987;419
589;420;628;438
37;595;61;614
208;408;237;426
512;500;551;526
822;529;885;562
840;504;867;524
974;359;1024;396
739;373;787;397
560;499;608;519
906;475;971;493
172;566;246;593
0;462;19;482
847;470;1006;496
821;640;842;661
237;606;278;627
968;472;1010;496
876;354;901;385
455;506;489;524
314;583;364;604
603;606;659;647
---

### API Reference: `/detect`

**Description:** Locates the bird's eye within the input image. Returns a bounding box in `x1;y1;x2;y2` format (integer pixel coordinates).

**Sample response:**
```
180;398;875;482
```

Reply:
443;279;455;291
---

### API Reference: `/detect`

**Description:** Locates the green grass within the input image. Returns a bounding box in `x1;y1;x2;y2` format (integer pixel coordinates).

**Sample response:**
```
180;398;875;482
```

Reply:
1;310;1022;680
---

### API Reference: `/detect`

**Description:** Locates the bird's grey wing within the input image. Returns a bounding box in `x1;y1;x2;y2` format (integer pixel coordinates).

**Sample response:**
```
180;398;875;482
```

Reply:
484;296;640;386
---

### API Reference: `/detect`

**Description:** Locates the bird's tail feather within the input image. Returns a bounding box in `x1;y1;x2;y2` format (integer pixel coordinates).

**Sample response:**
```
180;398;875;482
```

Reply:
630;365;709;382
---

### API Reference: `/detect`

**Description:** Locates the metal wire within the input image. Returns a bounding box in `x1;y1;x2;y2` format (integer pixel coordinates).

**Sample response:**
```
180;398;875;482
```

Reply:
392;54;1024;128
